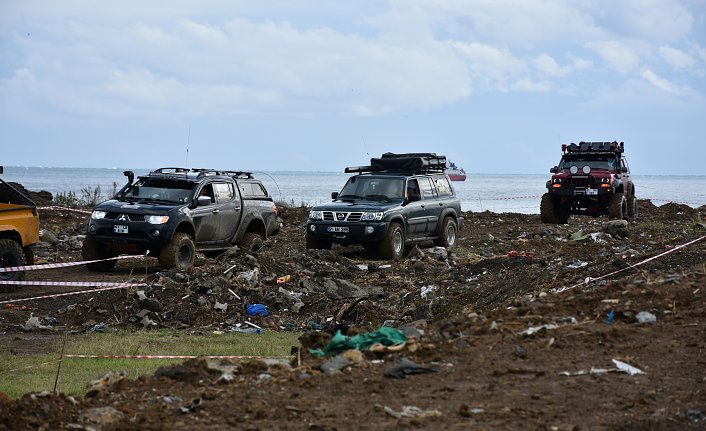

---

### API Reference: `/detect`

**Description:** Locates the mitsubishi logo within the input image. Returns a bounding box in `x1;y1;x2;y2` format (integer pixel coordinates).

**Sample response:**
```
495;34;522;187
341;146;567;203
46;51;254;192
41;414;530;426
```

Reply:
336;212;346;221
118;214;128;221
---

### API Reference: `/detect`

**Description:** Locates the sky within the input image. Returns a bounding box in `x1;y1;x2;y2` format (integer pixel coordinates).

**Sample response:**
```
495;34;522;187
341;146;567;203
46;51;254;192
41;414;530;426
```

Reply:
1;1;705;175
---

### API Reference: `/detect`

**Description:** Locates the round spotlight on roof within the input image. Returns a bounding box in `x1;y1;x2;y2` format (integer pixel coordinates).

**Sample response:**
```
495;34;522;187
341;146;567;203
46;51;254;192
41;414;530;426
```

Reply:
582;165;591;174
570;166;579;174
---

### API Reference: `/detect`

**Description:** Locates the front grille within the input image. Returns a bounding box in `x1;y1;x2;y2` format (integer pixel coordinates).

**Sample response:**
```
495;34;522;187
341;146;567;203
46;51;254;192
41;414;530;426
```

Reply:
105;213;146;222
322;211;364;222
564;176;596;188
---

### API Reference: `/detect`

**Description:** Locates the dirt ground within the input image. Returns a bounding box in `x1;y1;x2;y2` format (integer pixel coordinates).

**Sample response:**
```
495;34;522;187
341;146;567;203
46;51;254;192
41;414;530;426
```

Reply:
1;198;705;430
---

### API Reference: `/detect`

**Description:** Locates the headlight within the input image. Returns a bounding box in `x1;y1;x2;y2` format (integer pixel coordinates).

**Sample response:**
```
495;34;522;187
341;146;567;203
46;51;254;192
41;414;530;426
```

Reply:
552;178;562;184
309;210;323;220
91;210;107;220
361;212;384;221
599;177;611;183
146;215;169;224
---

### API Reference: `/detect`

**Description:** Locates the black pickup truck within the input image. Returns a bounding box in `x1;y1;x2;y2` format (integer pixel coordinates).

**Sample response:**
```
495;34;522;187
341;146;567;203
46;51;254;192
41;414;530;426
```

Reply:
82;168;280;271
306;153;462;260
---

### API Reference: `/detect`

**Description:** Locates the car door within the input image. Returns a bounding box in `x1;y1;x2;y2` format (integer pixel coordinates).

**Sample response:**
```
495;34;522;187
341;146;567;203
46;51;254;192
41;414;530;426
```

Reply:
417;176;442;235
192;182;221;245
214;181;241;242
405;178;427;237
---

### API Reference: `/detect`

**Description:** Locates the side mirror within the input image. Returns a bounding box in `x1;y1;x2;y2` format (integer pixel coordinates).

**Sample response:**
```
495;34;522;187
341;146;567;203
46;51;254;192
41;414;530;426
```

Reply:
197;195;212;206
550;166;559;174
331;191;339;200
0;166;3;174
621;166;628;173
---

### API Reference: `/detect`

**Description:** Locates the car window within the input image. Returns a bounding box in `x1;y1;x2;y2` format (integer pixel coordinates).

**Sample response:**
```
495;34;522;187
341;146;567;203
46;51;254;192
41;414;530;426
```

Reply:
433;176;452;197
418;177;436;199
240;182;267;197
213;182;234;202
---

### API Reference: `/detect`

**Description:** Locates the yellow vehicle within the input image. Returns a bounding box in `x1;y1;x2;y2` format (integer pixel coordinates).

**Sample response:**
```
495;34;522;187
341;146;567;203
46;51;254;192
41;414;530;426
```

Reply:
0;166;40;283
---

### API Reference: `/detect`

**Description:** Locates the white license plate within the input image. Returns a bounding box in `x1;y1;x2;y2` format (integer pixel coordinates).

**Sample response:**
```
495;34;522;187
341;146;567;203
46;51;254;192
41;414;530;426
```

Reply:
327;226;349;233
114;224;129;233
585;189;598;195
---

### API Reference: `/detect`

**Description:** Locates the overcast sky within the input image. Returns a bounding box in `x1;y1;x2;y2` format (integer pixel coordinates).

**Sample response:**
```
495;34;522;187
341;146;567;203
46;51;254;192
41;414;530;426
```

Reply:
1;1;705;174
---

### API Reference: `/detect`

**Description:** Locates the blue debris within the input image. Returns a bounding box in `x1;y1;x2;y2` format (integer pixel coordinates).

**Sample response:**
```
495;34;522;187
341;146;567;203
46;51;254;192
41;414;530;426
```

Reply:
246;303;269;316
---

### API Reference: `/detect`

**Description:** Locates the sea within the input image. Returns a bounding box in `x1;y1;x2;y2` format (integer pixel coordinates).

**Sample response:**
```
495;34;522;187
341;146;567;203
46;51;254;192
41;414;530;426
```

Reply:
3;166;705;214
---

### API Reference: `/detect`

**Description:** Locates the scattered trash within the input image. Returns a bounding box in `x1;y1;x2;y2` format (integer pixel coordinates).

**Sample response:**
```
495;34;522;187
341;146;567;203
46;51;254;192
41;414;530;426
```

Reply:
179;398;203;414
568;230;591;244
605;309;615;325
310;327;408;357
22;314;51;331
384;405;442;419
602;220;629;237
520;324;559;336
384;357;438;379
214;301;228;312
635;311;657;324
320;354;351;376
566;261;588;269
612;359;644;375
276;275;292;284
246;304;269;316
420;285;436;298
561;359;644;377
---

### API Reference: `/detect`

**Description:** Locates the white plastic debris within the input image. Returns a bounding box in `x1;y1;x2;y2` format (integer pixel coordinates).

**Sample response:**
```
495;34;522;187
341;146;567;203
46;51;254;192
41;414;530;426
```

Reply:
420;285;436;298
521;324;559;336
214;301;228;312
612;359;644;375
636;311;657;324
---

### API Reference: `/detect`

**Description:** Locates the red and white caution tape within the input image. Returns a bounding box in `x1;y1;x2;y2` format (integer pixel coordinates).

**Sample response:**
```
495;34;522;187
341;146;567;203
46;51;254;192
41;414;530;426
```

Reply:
483;195;542;201
37;206;92;214
554;235;706;294
62;354;289;360
0;283;145;305
0;280;145;287
0;255;147;273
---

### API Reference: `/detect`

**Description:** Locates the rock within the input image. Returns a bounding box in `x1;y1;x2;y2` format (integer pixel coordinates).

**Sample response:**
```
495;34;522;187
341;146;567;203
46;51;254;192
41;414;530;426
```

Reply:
40;229;59;245
320;354;351;376
424;247;448;260
304;278;383;299
384;357;438;379
603;220;629;237
79;407;124;426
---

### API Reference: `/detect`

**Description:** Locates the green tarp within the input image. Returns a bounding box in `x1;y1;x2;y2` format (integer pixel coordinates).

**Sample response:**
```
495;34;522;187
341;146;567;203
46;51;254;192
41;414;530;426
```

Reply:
310;327;408;357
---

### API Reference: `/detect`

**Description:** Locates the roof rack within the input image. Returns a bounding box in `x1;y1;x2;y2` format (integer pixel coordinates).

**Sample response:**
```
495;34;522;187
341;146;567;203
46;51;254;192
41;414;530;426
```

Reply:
344;152;447;174
148;167;254;179
562;141;624;154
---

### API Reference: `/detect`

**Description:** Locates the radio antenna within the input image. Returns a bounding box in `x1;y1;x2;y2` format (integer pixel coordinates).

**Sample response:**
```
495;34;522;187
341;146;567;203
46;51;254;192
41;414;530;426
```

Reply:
186;125;191;168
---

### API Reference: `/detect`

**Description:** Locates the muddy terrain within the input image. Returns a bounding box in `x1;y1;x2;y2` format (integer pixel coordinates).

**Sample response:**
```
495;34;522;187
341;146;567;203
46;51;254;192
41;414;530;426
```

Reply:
1;198;705;430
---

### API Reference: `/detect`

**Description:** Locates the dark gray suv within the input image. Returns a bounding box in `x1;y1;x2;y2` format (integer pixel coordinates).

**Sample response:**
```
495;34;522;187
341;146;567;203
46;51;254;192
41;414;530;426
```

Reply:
306;153;462;259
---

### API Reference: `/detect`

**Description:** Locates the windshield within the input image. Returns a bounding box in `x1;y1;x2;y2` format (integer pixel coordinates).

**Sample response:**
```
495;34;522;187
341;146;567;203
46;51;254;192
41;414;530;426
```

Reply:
559;155;618;171
121;179;194;203
338;176;405;200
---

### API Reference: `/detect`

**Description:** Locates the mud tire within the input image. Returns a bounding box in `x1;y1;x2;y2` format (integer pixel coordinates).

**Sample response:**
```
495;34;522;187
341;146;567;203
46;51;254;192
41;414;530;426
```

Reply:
608;193;627;220
434;217;457;248
239;232;265;255
305;235;332;250
540;193;560;224
159;232;195;270
82;237;117;272
627;195;637;221
0;239;26;284
379;222;405;260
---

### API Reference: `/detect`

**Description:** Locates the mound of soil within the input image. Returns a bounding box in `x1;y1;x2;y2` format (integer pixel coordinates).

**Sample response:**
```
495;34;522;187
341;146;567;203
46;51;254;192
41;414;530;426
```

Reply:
0;198;704;430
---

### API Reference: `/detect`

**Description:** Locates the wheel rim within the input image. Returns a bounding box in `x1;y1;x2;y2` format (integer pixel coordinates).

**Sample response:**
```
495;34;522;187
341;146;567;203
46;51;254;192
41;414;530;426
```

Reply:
392;230;403;255
446;224;457;247
177;244;193;264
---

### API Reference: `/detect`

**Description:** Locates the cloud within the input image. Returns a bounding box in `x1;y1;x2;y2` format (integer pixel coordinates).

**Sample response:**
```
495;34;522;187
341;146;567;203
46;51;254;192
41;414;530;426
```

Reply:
586;40;641;75
641;68;688;95
532;53;592;78
451;41;525;90
513;78;550;92
658;46;695;69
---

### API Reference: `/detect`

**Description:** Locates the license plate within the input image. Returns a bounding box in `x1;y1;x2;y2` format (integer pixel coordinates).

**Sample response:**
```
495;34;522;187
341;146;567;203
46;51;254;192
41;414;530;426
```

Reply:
585;189;598;195
114;224;129;234
327;226;349;233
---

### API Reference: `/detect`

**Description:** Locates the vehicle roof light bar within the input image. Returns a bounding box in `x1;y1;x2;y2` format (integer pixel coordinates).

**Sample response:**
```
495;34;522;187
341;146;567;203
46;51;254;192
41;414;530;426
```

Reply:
562;141;624;154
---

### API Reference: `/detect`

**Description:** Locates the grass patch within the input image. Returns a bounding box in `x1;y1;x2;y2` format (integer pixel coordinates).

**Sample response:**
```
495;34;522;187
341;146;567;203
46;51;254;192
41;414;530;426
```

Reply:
0;329;300;399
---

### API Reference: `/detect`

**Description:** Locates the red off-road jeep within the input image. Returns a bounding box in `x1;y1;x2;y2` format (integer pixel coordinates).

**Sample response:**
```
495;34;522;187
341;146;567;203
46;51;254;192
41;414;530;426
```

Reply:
541;141;636;224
